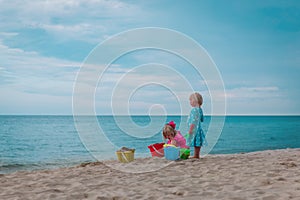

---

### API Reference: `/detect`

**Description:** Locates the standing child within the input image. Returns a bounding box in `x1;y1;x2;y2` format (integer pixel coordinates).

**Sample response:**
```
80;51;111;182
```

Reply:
162;121;189;148
187;92;206;158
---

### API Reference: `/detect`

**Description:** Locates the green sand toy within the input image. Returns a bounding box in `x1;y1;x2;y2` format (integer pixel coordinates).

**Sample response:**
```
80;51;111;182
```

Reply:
180;148;190;159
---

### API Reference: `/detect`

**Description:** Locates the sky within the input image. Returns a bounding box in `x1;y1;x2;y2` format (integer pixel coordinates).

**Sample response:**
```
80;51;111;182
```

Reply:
0;0;299;115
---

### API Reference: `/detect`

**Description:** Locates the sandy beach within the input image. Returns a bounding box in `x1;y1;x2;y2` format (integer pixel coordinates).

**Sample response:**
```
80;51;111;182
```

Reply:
1;148;300;200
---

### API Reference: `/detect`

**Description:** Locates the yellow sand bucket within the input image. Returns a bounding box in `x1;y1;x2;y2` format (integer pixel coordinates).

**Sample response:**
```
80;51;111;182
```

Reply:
116;147;135;163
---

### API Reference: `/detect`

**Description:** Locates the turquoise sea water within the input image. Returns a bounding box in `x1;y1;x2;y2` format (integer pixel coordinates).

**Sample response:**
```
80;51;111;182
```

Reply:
1;115;300;174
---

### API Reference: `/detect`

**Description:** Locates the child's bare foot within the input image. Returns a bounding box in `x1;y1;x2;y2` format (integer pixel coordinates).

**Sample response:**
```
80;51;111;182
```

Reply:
189;156;200;159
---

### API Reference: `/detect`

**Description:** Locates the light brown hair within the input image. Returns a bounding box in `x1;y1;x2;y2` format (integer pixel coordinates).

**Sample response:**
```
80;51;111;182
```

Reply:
162;124;177;139
191;92;203;107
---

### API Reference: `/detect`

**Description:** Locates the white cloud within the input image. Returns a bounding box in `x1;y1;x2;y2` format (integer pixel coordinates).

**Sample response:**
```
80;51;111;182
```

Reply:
226;86;280;99
0;38;80;94
0;0;141;22
90;64;200;115
0;0;147;43
0;32;19;37
0;36;79;68
0;87;72;114
223;86;285;115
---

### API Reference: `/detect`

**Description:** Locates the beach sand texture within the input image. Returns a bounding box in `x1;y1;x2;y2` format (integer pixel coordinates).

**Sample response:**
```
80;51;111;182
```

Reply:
1;148;300;200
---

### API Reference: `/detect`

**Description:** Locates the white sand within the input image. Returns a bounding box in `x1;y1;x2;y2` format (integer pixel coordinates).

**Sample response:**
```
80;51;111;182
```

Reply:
1;148;300;200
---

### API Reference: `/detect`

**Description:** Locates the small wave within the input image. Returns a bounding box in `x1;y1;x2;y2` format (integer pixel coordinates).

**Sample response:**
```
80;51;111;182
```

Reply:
0;158;95;174
0;163;40;174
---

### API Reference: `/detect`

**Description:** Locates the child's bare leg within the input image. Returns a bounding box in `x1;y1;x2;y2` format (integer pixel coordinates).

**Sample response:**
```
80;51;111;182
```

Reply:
194;147;200;158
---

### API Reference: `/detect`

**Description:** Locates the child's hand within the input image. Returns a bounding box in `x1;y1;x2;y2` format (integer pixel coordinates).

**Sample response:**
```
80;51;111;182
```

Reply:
184;133;189;140
184;134;192;146
170;139;177;146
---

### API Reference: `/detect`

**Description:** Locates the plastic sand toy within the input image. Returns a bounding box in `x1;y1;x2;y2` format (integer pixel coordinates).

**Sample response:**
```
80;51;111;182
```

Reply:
116;147;135;163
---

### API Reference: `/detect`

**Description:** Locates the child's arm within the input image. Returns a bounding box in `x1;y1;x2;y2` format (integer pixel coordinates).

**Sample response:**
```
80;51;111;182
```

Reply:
189;124;195;134
170;139;177;146
187;123;196;146
188;108;199;134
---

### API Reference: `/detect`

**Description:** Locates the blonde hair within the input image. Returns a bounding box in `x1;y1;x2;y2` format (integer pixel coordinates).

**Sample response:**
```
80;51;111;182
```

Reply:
162;124;177;139
190;92;203;107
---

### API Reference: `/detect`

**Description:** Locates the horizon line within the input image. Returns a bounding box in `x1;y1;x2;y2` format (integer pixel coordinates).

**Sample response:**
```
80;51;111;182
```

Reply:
0;114;299;117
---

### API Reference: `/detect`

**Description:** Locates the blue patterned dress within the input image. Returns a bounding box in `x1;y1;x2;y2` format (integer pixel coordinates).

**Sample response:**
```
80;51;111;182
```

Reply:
187;107;206;147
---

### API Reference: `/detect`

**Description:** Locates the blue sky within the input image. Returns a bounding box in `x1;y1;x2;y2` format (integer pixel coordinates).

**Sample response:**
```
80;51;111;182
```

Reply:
0;0;299;115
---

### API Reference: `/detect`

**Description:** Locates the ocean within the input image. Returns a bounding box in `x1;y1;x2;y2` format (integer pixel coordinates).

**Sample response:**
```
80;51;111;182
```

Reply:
1;115;300;174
